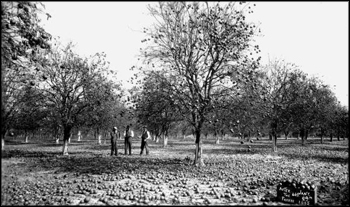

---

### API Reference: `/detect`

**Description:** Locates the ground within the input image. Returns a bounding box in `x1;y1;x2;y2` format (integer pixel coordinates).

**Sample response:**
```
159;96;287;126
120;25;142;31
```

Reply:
1;135;349;206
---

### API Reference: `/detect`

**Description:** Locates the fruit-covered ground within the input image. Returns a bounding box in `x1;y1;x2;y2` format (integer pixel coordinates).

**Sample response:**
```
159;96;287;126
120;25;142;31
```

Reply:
1;135;349;206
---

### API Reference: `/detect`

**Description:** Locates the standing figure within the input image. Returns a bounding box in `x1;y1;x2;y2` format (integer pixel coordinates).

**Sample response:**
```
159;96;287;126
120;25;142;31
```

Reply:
110;127;119;156
140;126;151;155
124;125;134;155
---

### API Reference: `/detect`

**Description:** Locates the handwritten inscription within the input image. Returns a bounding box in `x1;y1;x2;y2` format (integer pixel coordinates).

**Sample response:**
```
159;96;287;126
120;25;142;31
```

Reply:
277;180;317;205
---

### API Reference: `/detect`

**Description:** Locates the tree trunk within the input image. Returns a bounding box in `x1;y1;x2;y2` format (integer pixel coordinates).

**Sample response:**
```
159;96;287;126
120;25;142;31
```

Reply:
62;125;72;155
305;130;309;141
24;130;28;143
193;128;205;166
284;131;289;140
300;128;306;146
215;130;219;144
1;66;5;151
77;130;81;141
1;130;6;151
330;132;333;142
98;134;102;145
163;134;168;147
215;135;220;144
337;127;340;141
321;134;323;144
1;137;4;151
302;135;306;146
272;132;277;152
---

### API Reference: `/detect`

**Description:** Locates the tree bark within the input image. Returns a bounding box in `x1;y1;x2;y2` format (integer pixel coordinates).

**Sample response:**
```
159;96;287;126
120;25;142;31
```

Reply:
1;130;6;151
272;132;277;152
163;134;168;147
193;128;205;166
284;131;289;140
300;128;306;146
215;130;219;144
1;137;4;151
215;135;220;144
62;125;72;155
330;132;333;142
77;130;81;141
98;134;102;145
24;130;28;143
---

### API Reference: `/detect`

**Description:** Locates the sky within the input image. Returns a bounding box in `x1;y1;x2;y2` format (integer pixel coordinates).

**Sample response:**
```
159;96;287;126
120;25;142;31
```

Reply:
39;2;348;107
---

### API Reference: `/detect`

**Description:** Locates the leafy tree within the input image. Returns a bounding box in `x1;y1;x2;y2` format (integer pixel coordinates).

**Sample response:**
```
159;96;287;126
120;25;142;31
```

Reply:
287;73;332;146
140;2;260;166
82;77;124;144
1;1;51;150
38;41;110;155
307;81;338;143
134;71;180;147
12;85;46;143
258;59;302;151
333;104;349;141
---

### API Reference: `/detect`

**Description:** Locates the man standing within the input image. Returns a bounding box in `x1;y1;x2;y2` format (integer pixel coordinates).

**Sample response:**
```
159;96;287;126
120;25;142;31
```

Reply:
110;127;119;156
140;126;151;156
124;125;133;155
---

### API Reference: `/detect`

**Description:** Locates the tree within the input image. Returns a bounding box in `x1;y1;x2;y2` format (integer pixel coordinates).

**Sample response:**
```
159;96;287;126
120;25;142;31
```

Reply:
82;77;124;144
307;81;338;143
12;85;47;143
1;1;52;150
39;41;111;155
140;2;260;166
135;71;180;147
258;59;302;151
287;74;329;146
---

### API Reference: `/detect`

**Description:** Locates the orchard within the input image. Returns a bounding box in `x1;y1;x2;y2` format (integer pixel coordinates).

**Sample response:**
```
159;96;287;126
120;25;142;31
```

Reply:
1;1;348;206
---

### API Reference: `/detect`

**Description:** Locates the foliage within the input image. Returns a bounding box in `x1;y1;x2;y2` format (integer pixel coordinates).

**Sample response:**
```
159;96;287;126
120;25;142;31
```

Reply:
36;40;113;154
1;1;52;145
134;71;181;139
1;1;52;69
138;1;261;165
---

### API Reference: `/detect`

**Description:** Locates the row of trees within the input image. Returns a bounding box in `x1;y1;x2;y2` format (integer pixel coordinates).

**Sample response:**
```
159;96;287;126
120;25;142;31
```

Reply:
1;2;131;155
2;2;348;165
129;2;348;166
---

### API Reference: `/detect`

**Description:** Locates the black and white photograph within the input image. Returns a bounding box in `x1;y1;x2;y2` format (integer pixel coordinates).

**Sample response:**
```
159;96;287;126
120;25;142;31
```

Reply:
1;1;348;206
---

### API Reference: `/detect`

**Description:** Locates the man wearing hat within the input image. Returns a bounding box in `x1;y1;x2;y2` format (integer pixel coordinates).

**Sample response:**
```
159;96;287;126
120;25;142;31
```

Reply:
140;126;151;155
124;125;134;155
110;126;119;156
